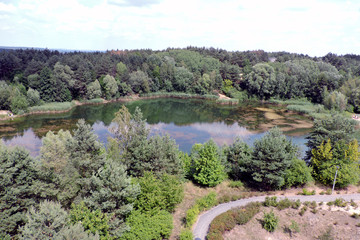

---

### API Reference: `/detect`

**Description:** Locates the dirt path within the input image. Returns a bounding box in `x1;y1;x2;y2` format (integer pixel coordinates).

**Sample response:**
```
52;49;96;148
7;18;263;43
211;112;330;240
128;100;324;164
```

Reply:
193;194;360;240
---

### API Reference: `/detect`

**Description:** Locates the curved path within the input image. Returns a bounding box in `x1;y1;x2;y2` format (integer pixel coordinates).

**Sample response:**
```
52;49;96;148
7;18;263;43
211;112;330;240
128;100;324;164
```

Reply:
193;194;360;240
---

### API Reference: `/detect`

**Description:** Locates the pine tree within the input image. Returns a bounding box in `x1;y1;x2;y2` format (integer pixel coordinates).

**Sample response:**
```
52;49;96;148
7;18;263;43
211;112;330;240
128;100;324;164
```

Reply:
250;127;298;190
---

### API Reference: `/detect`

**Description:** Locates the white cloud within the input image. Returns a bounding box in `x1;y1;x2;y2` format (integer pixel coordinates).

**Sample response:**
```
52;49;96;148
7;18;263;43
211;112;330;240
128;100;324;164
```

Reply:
0;0;359;55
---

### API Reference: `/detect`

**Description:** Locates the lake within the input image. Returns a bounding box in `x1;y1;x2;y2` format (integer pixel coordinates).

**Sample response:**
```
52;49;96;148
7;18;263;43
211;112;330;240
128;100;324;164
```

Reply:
0;98;313;156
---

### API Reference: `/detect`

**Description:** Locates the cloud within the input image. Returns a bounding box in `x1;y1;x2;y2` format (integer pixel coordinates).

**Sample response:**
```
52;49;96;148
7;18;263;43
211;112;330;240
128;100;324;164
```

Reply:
108;0;160;7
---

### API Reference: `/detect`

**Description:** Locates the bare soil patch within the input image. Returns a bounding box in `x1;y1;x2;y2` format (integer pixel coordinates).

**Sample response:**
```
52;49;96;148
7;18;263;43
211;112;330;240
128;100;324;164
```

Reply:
224;203;360;240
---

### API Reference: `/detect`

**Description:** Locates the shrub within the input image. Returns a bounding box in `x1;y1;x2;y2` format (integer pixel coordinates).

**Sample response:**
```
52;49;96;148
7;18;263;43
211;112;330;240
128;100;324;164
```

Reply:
121;210;173;240
276;198;292;210
179;229;194;240
291;200;301;209
264;196;278;207
262;210;279;232
185;192;217;228
207;202;261;240
298;188;315;195
185;205;199;228
228;180;244;188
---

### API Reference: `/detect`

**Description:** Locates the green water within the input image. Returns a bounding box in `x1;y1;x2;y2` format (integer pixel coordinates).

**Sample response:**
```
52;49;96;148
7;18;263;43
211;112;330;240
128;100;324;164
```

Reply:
0;98;312;155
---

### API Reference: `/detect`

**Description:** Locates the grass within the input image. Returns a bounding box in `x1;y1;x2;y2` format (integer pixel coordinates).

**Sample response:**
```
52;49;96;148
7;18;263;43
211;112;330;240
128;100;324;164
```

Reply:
215;98;239;104
139;91;219;100
28;101;76;112
80;98;104;104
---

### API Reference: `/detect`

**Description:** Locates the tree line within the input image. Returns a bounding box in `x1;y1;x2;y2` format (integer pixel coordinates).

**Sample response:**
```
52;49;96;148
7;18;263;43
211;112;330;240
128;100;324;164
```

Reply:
1;47;360;114
1;106;359;239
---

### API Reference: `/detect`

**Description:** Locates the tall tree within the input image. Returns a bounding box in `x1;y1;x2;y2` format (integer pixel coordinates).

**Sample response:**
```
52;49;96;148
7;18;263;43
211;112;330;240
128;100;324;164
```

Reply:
249;128;298;190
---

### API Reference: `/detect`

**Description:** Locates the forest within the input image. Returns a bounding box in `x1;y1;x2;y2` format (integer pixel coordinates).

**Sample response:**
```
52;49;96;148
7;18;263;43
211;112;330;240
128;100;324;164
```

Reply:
1;47;360;239
0;47;360;114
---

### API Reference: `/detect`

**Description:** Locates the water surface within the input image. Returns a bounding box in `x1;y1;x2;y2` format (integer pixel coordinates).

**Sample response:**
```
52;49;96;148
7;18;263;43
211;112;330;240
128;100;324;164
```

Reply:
0;98;312;156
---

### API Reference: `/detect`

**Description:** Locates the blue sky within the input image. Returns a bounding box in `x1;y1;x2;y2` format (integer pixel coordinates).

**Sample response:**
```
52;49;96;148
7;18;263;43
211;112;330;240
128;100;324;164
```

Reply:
0;0;359;56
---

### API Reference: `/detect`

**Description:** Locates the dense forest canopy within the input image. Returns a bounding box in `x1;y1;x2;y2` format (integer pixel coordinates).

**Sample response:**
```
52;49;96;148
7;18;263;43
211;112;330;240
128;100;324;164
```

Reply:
1;47;360;114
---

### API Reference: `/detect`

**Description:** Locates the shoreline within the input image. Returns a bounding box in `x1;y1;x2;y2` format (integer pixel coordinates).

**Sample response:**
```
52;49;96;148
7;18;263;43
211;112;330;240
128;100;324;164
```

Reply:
0;93;238;122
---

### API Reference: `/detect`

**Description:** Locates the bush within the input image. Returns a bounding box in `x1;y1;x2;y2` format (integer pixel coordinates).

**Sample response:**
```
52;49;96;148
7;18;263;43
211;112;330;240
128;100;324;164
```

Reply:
207;202;261;240
262;210;279;232
185;205;200;228
228;180;244;188
298;188;316;195
185;192;218;228
284;158;313;188
179;229;194;240
264;196;278;207
276;198;292;210
121;210;173;240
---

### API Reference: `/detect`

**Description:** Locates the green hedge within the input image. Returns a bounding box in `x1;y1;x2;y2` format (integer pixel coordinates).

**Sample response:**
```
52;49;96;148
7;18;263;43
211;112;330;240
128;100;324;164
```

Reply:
207;202;262;240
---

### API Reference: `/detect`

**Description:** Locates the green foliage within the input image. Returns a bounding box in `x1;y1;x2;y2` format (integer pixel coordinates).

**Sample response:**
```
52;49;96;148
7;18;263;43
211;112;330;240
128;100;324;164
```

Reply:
228;180;244;188
276;198;293;210
179;229;194;240
84;159;140;237
0;144;56;238
103;75;118;99
120;210;173;240
133;172;184;213
185;205;200;228
311;139;360;188
70;202;111;240
109;106;182;177
26;88;41;106
20;201;99;240
0;81;12;110
298;188;316;195
284;220;300;237
87;80;102;99
190;139;226;187
224;138;252;181
10;89;29;114
207;202;261;240
246;63;277;100
28;101;75;112
284;158;313;188
306;114;356;161
185;192;217;228
40;129;72;173
128;70;150;94
263;196;278;207
323;90;347;111
249;127;299;190
262;210;279;232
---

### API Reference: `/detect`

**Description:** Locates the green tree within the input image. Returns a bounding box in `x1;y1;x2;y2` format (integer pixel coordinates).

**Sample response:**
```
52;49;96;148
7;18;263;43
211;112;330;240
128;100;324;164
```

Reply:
128;70;150;93
224;138;252;180
20;200;99;240
0;144;56;238
249;128;298;190
0;81;12;110
40;130;73;173
190;139;226;187
70;202;111;240
103;75;118;99
26;88;41;106
284;158;313;188
109;106;181;177
10;88;29;114
116;62;128;81
311;139;360;188
87;79;102;99
245;63;277;100
174;67;193;92
85;160;140;237
134;172;183;213
323;90;347;111
306;114;356;161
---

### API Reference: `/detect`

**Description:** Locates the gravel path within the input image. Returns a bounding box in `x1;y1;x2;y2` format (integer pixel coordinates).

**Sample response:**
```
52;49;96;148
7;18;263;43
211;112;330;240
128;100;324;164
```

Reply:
193;194;360;240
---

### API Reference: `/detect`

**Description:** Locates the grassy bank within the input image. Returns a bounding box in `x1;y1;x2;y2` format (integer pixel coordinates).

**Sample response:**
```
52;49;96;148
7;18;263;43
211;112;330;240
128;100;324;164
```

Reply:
139;92;219;100
28;101;77;112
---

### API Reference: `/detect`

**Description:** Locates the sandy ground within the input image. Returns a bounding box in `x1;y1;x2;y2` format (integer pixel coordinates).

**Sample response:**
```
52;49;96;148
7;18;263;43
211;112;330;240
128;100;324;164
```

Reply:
224;202;360;240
